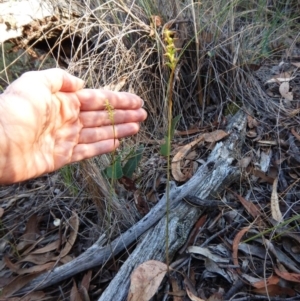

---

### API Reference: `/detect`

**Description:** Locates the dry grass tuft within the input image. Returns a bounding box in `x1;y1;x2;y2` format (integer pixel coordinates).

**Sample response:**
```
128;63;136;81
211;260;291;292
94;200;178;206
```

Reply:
58;0;300;236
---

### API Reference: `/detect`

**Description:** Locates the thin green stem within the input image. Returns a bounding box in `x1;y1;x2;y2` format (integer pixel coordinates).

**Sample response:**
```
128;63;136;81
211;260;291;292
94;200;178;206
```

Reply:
162;28;178;273
242;214;300;244
104;99;117;268
104;100;116;232
165;68;175;271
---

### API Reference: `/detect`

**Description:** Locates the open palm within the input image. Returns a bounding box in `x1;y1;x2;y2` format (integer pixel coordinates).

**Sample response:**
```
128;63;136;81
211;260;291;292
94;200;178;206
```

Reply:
0;69;146;184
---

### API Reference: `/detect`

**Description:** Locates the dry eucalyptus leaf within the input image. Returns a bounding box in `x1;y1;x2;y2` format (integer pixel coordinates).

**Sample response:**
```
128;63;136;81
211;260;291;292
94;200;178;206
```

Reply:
185;150;197;161
17;214;40;252
251;275;280;289
265;240;300;273
187;246;229;263
184;277;205;301
246;130;257;138
247;115;259;128
266;72;296;83
170;277;185;300
56;211;79;259
186;287;206;301
20;251;55;265
172;136;204;182
205;258;229;280
127;260;167;301
203;130;228;143
16;261;55;275
253;284;295;297
1;272;43;297
175;128;202;136
282;238;300;264
292;62;300;68
242;274;265;287
58;255;73;265
172;130;228;182
31;238;64;255
0;291;45;301
233;192;262;220
275;267;300;283
271;177;282;222
80;270;92;294
232;227;251;273
257;140;277;146
4;255;20;273
70;279;83;301
279;82;293;101
134;190;149;216
238;243;266;259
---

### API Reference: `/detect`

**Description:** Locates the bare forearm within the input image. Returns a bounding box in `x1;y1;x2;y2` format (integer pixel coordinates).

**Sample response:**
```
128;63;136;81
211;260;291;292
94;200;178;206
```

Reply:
0;93;28;185
0;95;9;184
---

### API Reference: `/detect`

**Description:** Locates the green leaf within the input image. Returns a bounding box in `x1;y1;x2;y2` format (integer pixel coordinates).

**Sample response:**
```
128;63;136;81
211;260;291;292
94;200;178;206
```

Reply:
104;156;123;179
160;115;181;156
123;145;144;178
170;114;181;138
160;137;170;157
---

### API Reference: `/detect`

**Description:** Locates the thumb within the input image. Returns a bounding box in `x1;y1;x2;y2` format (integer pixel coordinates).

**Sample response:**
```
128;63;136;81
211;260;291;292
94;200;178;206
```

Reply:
39;68;84;93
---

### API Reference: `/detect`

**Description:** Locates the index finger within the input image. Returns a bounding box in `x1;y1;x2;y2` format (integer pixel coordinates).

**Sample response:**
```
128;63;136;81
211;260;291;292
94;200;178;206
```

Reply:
21;68;84;93
76;89;144;111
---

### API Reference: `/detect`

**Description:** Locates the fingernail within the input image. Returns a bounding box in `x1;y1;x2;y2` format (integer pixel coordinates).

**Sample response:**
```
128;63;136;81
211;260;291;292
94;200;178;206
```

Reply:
141;99;145;107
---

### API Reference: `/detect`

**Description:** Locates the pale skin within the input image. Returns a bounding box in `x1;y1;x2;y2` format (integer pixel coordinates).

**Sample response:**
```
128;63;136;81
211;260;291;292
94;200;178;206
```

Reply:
0;68;147;184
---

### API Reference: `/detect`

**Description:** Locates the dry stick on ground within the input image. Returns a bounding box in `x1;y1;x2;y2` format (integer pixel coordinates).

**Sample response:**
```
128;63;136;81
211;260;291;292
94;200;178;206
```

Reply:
18;110;247;296
98;110;247;301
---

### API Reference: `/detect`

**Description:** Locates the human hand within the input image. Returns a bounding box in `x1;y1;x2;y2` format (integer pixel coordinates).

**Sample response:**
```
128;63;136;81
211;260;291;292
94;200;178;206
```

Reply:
0;68;147;184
